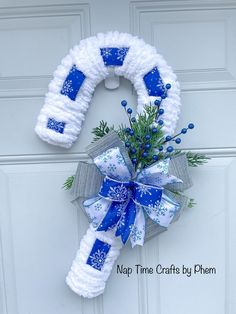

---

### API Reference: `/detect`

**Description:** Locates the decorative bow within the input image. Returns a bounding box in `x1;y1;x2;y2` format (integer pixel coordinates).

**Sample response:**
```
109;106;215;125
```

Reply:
71;131;192;247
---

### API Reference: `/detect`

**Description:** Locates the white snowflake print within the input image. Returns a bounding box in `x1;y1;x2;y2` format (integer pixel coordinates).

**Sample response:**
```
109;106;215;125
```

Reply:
89;249;107;270
117;48;128;61
107;163;116;172
130;226;142;242
101;48;112;58
114;203;125;217
108;184;128;201
136;184;152;197
117;213;126;228
61;80;73;94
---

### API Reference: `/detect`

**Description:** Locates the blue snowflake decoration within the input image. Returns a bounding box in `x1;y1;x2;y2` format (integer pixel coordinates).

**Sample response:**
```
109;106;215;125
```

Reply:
133;182;163;208
87;239;111;271
47;118;65;134
143;67;166;97
130;225;143;242
60;65;86;101
100;47;129;66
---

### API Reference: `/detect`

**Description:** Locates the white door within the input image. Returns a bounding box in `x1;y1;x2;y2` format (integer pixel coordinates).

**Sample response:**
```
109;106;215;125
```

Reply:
0;1;236;313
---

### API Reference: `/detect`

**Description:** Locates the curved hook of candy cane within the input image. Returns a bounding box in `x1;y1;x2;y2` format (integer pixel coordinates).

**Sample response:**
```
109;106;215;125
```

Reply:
35;31;181;149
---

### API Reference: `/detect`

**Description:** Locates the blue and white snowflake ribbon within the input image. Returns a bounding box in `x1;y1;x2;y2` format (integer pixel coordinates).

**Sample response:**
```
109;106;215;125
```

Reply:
83;147;182;247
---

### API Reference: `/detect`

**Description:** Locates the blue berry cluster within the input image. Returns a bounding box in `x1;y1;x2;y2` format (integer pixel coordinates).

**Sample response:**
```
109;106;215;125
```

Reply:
120;98;194;168
162;123;195;154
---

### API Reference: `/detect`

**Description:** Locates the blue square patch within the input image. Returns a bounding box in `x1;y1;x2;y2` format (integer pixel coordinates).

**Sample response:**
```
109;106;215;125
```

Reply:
47;118;65;134
100;47;129;66
86;239;111;271
143;67;166;97
60;65;86;101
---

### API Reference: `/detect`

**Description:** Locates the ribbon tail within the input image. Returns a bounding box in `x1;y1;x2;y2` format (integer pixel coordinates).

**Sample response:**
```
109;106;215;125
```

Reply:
96;201;126;231
130;206;145;248
115;199;137;245
83;197;111;228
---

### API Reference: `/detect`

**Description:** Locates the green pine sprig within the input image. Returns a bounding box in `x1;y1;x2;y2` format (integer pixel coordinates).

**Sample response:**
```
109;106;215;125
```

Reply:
186;151;210;167
62;175;74;190
119;105;165;170
188;198;197;208
92;120;114;142
168;150;210;167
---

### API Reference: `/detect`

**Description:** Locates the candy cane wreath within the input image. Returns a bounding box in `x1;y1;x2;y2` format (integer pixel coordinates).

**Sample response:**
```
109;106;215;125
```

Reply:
35;32;182;298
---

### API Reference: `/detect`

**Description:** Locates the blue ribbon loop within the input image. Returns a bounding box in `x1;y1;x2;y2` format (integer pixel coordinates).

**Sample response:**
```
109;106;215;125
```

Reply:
83;147;181;246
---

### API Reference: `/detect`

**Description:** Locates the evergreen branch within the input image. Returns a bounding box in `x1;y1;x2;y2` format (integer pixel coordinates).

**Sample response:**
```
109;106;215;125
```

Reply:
62;175;74;190
186;151;210;167
92;120;114;141
188;198;196;208
120;105;166;170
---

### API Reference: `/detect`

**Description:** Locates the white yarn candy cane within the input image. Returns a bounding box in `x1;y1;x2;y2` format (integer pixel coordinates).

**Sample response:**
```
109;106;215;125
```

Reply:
66;225;122;298
34;31;182;298
35;31;181;148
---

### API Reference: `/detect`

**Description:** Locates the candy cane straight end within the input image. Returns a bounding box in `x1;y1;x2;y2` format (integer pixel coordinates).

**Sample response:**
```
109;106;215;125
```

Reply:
66;225;123;298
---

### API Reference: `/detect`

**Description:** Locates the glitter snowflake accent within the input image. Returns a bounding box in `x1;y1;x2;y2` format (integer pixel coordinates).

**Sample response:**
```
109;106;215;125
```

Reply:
89;249;108;270
61;80;73;94
117;212;126;228
130;226;142;242
108;184;128;201
101;48;113;58
144;200;161;218
114;203;125;217
117;48;129;61
136;184;152;197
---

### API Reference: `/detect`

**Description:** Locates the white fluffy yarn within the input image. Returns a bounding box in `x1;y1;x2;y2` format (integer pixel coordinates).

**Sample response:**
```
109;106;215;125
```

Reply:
66;224;122;298
35;31;181;148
